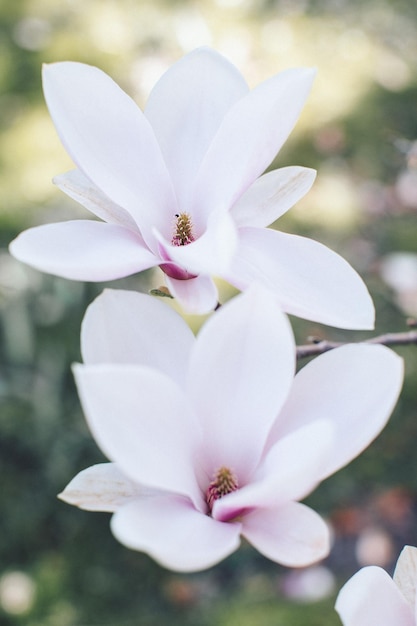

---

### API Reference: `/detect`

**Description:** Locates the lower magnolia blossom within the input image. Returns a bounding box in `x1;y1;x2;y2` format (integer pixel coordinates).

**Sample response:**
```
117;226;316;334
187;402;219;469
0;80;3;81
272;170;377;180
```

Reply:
336;546;417;625
10;47;374;328
60;288;403;572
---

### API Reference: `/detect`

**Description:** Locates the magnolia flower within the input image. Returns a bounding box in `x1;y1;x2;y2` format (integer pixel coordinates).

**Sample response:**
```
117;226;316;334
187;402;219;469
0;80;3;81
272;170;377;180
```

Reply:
59;287;403;572
336;545;417;625
10;48;374;328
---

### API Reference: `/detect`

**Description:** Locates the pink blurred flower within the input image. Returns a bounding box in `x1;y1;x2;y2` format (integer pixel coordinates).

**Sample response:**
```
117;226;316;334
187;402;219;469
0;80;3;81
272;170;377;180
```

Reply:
59;287;402;572
10;48;373;327
336;545;417;625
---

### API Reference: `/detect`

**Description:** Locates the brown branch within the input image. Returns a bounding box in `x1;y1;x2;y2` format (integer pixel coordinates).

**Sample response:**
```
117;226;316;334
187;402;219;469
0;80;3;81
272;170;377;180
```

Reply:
296;330;417;360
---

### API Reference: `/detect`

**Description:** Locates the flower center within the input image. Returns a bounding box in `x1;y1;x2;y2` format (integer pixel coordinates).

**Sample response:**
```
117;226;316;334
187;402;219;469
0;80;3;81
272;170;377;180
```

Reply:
206;466;238;513
171;213;195;246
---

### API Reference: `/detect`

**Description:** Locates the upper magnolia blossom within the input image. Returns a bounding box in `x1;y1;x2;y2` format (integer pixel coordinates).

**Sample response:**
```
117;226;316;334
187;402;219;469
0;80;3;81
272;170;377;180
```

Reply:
336;546;417;625
10;48;374;328
59;287;403;572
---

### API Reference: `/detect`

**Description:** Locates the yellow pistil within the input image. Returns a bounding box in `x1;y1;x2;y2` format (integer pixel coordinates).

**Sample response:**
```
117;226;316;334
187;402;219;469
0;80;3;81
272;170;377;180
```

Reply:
172;213;195;246
206;466;238;513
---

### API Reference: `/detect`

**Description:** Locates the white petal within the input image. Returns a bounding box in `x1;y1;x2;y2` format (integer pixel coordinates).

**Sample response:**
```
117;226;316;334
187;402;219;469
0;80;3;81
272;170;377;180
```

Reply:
73;364;203;508
42;62;177;242
81;289;195;387
111;495;241;572
187;286;295;483
269;344;404;480
335;566;415;626
58;463;146;512
164;274;219;314
227;227;375;329
155;209;238;275
242;501;330;567
9;221;158;281
193;68;315;219
393;546;417;611
212;420;334;522
230;166;316;228
145;47;248;213
54;169;139;231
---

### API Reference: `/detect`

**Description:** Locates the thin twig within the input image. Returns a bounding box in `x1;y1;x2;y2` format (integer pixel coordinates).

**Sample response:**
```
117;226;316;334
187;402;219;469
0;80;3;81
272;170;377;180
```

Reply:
296;330;417;360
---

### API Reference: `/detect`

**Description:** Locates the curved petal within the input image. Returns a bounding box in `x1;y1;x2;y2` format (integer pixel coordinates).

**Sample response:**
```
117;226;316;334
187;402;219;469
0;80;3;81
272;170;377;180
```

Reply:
227;227;375;329
54;169;139;231
241;501;330;567
9;220;158;281
187;287;295;484
111;495;241;572
145;47;248;213
42;62;177;243
73;364;203;508
393;546;417;612
269;344;404;480
193;67;315;219
155;209;238;275
81;289;195;387
58;463;147;512
164;274;219;314
335;566;415;626
212;420;334;522
230;166;316;228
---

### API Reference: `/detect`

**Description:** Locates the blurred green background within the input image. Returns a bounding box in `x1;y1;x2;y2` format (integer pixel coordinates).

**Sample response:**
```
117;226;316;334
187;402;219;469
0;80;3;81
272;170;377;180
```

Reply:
1;0;417;624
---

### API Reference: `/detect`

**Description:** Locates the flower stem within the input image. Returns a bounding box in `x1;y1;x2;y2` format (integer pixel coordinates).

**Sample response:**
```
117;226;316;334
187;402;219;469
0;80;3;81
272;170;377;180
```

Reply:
297;330;417;360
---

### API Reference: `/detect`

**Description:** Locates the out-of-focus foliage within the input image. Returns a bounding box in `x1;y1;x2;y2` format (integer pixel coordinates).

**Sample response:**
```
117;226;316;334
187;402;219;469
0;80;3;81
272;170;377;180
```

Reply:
1;0;417;624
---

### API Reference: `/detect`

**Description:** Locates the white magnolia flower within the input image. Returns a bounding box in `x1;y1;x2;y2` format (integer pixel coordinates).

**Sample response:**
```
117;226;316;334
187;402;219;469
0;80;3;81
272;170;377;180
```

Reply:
59;288;403;572
336;545;417;625
10;48;374;327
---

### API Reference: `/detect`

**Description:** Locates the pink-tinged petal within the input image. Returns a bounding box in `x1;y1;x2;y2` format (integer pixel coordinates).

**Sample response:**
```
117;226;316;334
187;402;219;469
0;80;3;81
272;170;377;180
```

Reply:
164;274;219;314
111;495;241;572
230;166;316;228
42;62;177;243
187;287;295;483
9;221;158;281
335;566;415;626
145;48;248;213
393;546;417;613
155;209;238;275
81;289;195;386
193;68;315;219
212;421;334;522
73;364;203;508
227;227;375;329
54;169;139;231
58;463;149;512
269;344;403;480
241;501;330;567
